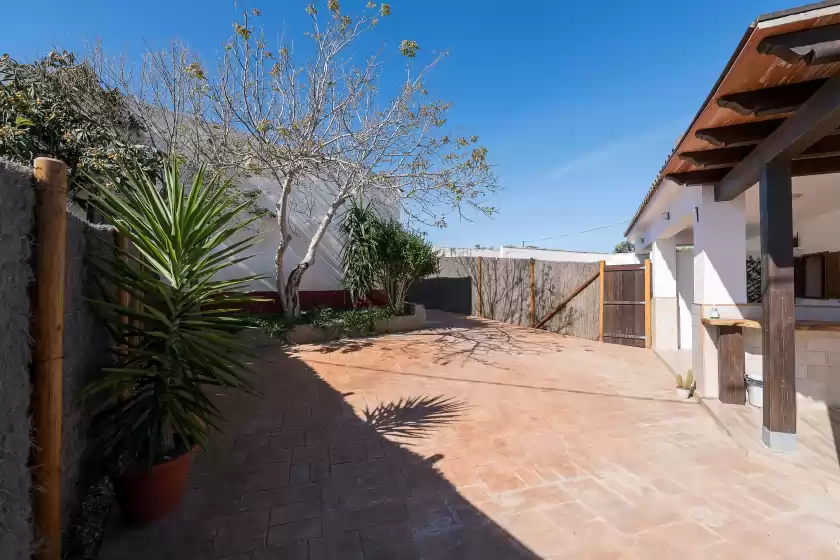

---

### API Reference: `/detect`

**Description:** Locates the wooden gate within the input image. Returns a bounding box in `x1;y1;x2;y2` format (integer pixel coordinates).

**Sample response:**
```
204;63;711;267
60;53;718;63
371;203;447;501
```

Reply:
599;261;651;347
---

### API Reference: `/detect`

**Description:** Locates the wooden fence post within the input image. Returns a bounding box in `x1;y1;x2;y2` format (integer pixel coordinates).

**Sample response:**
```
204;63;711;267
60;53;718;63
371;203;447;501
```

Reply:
529;258;536;327
476;256;482;318
644;258;652;349
598;261;605;342
32;157;68;560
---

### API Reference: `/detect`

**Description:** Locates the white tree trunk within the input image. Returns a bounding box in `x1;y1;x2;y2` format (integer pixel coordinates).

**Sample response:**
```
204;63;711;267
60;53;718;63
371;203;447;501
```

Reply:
274;173;294;304
284;188;349;317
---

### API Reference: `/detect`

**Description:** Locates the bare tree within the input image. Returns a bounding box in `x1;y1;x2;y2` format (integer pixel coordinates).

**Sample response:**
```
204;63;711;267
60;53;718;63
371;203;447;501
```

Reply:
92;1;498;317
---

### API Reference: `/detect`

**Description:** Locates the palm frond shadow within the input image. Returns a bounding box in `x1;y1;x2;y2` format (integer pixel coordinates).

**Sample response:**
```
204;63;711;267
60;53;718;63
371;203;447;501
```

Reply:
363;395;467;442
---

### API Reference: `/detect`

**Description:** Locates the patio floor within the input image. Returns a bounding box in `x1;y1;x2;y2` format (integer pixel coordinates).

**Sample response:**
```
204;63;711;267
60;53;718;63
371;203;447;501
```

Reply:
99;312;840;559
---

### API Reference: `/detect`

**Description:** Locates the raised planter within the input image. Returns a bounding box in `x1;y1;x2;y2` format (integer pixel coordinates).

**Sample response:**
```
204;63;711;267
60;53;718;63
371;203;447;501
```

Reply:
288;303;426;344
248;303;427;346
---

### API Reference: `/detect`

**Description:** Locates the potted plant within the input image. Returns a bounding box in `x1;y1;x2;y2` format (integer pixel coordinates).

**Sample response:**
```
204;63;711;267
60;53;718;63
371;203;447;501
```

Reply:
81;160;262;523
675;370;695;399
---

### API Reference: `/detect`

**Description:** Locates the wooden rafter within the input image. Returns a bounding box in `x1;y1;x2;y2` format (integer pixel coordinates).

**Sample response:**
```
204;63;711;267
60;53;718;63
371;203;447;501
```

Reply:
668;155;840;186
679;145;754;169
680;135;840;168
717;79;827;117
717;72;840;201
665;168;732;186
695;119;786;148
758;23;840;65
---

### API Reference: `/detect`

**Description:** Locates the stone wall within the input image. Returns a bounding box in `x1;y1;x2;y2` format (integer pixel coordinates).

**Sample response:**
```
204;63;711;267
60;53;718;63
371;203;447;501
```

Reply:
0;159;36;560
61;215;113;529
0;159;112;558
744;329;840;406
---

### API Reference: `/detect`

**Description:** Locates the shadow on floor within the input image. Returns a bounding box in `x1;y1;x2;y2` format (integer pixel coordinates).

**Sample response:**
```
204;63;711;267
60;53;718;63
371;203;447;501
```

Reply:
97;343;539;560
383;311;571;369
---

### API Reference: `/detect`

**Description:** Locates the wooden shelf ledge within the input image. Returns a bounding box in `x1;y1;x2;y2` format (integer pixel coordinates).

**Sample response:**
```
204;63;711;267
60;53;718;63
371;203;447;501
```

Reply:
702;318;840;332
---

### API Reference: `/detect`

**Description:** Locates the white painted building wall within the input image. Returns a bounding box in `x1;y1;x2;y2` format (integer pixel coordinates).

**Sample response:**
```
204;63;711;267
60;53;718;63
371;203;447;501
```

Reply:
438;246;640;265
676;249;694;349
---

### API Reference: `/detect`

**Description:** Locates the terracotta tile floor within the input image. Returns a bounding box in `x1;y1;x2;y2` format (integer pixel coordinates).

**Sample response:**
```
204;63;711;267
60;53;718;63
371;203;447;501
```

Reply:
99;312;840;559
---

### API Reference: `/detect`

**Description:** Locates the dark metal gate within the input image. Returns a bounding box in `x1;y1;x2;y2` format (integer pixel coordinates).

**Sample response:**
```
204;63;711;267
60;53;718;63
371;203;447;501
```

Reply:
600;262;650;347
407;276;473;315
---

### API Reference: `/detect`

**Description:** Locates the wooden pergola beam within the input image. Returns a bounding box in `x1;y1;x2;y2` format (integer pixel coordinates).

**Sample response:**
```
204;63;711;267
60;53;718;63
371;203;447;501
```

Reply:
717;79;827;117
695;119;785;148
758;23;840;65
680;135;840;168
716;72;840;201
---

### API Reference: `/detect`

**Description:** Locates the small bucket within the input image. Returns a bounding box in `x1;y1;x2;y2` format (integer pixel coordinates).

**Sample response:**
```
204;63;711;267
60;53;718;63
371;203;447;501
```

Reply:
745;372;763;408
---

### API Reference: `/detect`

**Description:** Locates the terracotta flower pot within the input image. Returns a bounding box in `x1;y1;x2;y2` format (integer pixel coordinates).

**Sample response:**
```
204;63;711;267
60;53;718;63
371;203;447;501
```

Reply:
114;449;193;523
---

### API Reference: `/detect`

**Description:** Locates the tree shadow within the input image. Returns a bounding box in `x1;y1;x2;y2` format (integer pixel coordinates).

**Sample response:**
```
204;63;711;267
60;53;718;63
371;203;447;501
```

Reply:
313;338;375;354
387;311;569;370
363;395;468;443
97;343;539;560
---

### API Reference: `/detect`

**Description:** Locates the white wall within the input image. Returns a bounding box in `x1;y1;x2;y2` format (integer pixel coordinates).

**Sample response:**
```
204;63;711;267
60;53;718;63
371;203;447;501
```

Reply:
437;246;639;264
437;247;500;259
501;247;640;264
217;174;397;292
676;249;694;349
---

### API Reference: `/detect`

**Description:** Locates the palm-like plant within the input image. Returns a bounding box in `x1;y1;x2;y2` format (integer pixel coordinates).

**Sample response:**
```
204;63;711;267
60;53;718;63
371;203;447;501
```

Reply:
81;159;262;470
339;198;380;306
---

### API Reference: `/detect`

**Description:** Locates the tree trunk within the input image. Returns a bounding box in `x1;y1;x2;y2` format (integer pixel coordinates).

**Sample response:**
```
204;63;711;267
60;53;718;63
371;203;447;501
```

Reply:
283;187;350;317
274;173;294;304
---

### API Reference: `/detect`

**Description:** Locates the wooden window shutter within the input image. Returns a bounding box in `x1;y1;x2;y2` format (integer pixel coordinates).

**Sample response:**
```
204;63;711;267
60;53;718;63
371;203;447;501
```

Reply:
825;252;840;298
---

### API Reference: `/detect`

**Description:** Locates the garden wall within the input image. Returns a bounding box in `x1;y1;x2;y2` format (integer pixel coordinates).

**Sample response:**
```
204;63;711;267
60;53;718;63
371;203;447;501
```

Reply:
0;160;36;560
0;159;112;559
412;256;600;340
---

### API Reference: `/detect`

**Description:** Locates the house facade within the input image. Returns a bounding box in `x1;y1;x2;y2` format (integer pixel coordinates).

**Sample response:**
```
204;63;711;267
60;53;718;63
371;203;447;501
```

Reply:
625;1;840;451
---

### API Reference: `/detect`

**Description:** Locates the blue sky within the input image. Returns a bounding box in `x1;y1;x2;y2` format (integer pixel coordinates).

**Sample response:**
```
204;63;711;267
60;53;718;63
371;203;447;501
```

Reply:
5;0;798;251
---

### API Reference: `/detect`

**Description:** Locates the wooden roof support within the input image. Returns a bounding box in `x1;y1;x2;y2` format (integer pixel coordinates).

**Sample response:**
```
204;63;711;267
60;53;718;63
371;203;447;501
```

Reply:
680;145;754;168
717;72;840;201
665;168;732;185
758;23;840;65
759;159;797;452
695;119;786;148
717;79;827;117
669;154;840;185
680;134;840;168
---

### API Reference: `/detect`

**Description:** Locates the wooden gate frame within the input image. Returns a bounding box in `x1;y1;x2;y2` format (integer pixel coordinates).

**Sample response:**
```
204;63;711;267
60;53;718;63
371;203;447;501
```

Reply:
598;259;652;348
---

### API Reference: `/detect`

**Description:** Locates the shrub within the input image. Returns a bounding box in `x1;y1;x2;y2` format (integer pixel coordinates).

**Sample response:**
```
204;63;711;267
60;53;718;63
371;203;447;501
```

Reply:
0;51;162;195
340;203;439;314
374;219;439;313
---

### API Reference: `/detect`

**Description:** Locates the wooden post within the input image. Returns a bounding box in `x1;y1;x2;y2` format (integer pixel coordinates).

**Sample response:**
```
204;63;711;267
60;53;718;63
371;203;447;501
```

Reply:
760;159;797;451
598;261;605;342
32;157;68;560
529;258;536;327
644;258;652;349
718;326;746;404
476;256;482;318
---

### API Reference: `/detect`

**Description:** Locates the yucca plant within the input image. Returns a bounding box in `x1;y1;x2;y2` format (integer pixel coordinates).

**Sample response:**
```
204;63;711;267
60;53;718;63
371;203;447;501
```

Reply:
81;158;263;470
339;197;381;306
